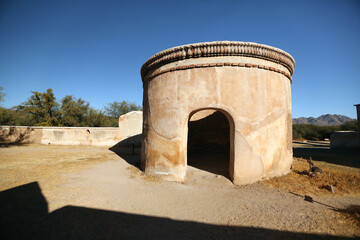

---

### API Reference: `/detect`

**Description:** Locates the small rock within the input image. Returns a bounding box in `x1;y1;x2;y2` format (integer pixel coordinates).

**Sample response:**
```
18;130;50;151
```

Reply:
216;175;221;179
326;185;335;194
304;195;313;203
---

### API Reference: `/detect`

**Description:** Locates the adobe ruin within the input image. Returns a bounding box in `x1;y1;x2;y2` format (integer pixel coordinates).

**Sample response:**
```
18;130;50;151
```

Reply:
140;41;295;185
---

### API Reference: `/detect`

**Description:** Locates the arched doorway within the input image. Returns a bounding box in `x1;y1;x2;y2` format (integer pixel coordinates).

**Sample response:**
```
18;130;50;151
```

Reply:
187;109;234;179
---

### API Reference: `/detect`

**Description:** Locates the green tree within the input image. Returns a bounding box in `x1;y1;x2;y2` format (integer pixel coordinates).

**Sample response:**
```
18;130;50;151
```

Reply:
83;108;106;127
60;95;89;126
0;107;35;126
0;107;13;125
293;120;358;141
16;88;61;126
104;101;142;118
0;87;13;125
0;87;36;126
339;120;358;131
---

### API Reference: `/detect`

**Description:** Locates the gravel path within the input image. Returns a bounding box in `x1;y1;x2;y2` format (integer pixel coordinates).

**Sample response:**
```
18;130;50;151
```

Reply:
1;145;359;239
54;153;359;238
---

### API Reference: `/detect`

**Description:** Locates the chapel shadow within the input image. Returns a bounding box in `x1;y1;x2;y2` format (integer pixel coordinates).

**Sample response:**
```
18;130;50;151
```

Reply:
0;182;48;239
0;182;355;240
109;134;142;169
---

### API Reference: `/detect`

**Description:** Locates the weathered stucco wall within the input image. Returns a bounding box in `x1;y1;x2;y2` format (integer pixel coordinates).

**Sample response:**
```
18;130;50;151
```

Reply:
41;127;119;146
117;111;142;147
141;41;295;185
0;126;43;144
0;126;119;146
0;111;143;147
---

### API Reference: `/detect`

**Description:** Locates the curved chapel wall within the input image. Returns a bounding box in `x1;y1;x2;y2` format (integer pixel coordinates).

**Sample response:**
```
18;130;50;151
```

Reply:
141;41;295;185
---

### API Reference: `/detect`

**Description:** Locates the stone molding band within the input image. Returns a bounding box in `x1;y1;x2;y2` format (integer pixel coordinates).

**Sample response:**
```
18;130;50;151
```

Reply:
141;41;295;81
143;62;292;83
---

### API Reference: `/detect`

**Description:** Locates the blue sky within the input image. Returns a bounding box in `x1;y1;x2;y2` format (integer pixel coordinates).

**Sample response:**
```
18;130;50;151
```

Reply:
0;0;359;118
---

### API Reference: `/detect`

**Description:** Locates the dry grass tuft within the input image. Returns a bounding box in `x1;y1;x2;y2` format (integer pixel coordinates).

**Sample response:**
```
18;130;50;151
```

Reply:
263;158;360;196
126;165;163;182
0;144;116;191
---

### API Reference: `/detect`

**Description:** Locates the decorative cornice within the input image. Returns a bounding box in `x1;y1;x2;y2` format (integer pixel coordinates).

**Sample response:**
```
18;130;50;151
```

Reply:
145;62;292;83
141;41;295;81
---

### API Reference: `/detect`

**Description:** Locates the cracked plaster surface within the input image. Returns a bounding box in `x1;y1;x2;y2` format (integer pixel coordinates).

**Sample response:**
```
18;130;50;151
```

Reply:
142;52;293;185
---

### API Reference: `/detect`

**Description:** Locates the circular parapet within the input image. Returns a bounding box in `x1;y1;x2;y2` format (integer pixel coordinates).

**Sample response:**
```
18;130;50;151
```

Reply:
141;41;295;82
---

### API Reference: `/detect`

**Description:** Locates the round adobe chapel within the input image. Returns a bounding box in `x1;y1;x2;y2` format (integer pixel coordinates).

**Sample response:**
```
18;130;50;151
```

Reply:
140;41;295;185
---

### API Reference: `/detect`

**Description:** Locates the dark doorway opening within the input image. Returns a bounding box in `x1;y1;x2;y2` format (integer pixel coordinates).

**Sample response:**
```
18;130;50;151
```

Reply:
187;110;230;178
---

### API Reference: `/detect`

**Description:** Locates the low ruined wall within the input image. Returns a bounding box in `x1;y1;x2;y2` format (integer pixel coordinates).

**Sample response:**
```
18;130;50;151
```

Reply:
41;127;119;146
330;131;359;149
0;126;43;144
0;111;143;147
0;126;119;147
117;111;142;147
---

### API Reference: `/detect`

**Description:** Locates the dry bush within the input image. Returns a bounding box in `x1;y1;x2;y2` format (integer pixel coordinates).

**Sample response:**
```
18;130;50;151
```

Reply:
263;158;360;196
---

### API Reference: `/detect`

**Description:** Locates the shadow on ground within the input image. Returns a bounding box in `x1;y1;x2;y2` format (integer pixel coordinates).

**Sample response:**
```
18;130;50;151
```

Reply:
293;141;331;148
109;134;231;179
0;141;29;148
0;182;355;240
109;134;142;169
293;141;360;169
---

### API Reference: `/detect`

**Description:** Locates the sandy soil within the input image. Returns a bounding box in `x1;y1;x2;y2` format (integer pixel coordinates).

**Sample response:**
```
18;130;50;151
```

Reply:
0;143;359;239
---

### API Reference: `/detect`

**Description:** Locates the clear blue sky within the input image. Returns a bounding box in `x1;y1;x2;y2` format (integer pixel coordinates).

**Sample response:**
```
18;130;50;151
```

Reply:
0;0;359;118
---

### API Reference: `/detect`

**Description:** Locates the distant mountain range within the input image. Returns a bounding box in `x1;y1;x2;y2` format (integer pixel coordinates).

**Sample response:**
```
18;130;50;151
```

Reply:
292;114;355;126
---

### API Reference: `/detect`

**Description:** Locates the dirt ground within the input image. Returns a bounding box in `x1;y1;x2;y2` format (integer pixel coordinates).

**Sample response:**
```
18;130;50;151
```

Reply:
0;142;359;239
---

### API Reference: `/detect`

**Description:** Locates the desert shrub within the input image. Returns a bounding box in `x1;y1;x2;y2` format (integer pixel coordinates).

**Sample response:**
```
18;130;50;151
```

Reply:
293;121;358;140
0;88;139;127
339;120;358;131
